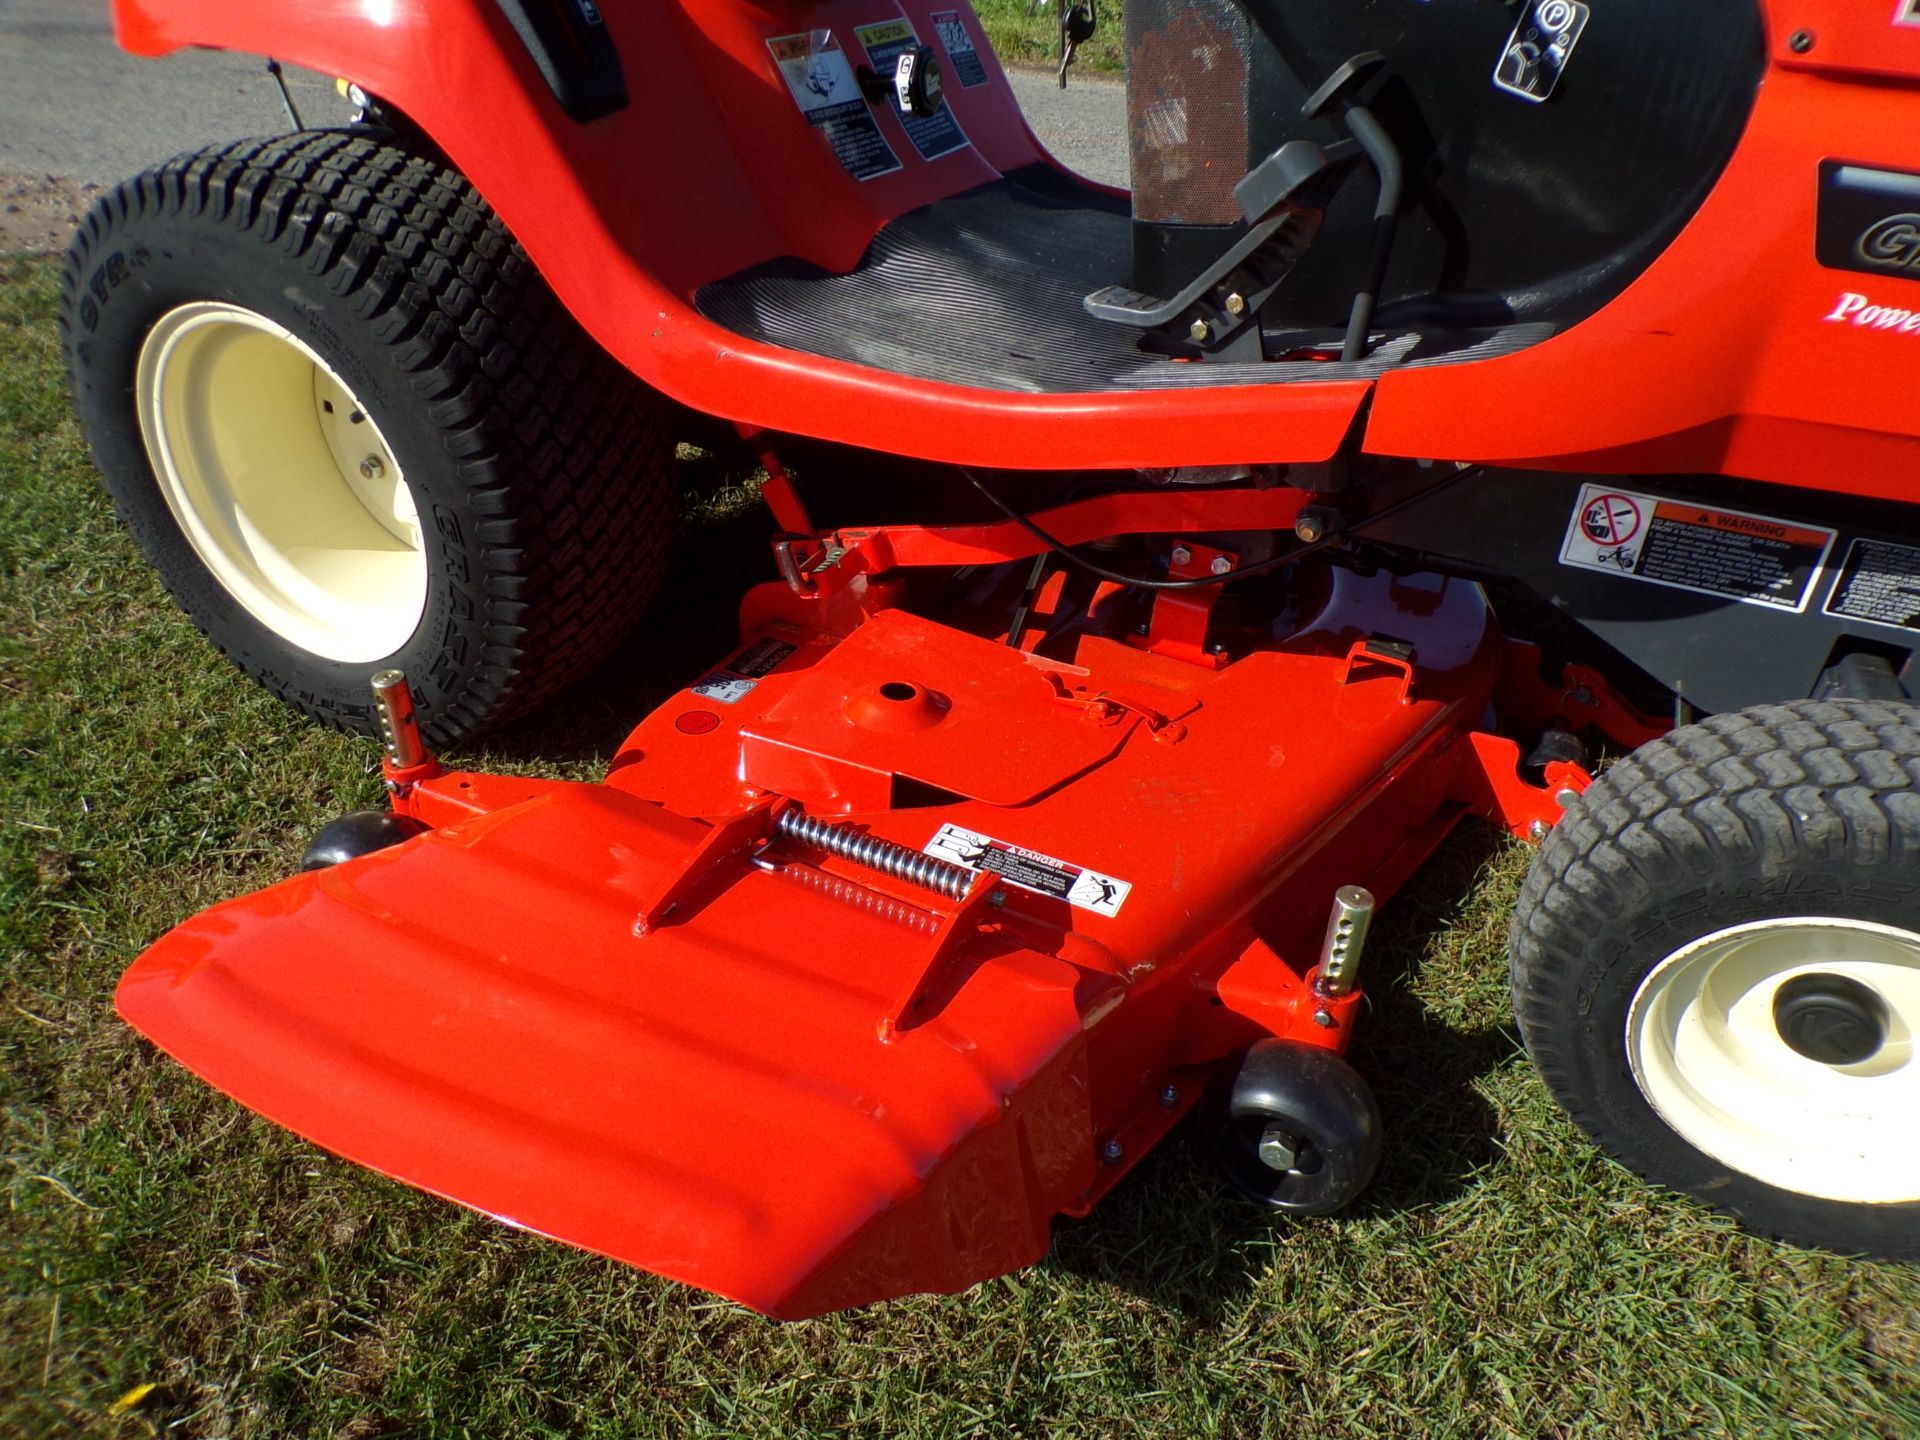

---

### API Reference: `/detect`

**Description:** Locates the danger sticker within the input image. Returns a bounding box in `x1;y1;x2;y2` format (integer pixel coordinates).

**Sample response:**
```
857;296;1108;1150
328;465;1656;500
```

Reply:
856;19;970;161
930;10;991;88
925;824;1132;917
1824;537;1920;632
767;32;902;181
1559;483;1836;612
689;639;798;705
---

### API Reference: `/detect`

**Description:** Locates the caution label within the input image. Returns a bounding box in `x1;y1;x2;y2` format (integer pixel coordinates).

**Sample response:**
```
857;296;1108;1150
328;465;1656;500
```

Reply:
931;10;991;88
855;20;969;160
925;824;1131;918
690;639;798;705
767;32;902;181
1559;484;1835;612
1824;537;1920;632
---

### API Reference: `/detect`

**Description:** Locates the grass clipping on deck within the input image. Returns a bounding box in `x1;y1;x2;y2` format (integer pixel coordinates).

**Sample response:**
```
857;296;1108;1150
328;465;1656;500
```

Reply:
2;256;1918;1439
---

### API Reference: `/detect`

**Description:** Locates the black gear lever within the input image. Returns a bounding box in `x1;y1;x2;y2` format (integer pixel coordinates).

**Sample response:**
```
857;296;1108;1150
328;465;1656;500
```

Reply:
1303;54;1406;363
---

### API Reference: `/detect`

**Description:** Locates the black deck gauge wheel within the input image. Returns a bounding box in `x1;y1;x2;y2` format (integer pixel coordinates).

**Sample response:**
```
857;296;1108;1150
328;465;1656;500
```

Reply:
299;810;428;872
1206;1039;1384;1215
1511;700;1920;1261
62;133;675;746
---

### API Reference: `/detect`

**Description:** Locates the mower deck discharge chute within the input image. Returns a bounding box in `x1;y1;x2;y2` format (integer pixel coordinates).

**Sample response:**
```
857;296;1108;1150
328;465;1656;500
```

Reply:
73;0;1920;1312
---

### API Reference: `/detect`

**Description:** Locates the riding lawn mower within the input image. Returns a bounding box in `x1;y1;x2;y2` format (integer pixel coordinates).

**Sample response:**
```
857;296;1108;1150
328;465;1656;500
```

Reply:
60;0;1920;1318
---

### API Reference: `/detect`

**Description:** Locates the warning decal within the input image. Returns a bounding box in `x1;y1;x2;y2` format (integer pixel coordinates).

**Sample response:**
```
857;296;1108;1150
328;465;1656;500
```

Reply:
689;639;798;705
925;824;1132;918
1824;537;1920;632
1559;483;1836;613
856;19;970;160
767;32;902;181
930;10;991;88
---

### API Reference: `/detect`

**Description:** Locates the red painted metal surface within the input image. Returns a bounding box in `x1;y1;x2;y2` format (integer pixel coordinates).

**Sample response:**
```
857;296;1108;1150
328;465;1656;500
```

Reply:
109;0;1920;487
116;558;1581;1315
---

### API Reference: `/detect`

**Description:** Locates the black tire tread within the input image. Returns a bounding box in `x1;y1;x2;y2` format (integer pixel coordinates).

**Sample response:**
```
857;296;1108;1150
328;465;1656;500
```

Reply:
61;131;673;741
1511;699;1920;1254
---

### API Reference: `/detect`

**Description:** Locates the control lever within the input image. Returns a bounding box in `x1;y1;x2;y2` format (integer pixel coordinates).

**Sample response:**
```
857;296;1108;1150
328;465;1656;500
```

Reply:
1302;54;1406;362
1058;1;1096;88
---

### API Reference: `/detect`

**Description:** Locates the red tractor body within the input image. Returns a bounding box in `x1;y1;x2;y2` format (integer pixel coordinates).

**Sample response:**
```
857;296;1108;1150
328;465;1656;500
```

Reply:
79;0;1920;1314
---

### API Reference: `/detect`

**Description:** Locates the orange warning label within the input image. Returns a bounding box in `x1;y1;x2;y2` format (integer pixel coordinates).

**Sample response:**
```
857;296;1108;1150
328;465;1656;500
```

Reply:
1560;484;1836;612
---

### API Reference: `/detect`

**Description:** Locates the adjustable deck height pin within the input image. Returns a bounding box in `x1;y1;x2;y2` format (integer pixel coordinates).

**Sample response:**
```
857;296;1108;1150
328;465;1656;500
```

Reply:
1314;885;1375;996
370;669;430;772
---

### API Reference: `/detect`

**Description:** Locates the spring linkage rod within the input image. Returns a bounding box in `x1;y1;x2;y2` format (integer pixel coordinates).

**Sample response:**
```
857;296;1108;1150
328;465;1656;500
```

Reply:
774;810;976;901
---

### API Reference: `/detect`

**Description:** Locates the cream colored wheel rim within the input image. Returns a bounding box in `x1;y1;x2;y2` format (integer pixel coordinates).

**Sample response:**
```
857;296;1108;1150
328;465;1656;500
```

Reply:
1627;917;1920;1204
135;302;426;664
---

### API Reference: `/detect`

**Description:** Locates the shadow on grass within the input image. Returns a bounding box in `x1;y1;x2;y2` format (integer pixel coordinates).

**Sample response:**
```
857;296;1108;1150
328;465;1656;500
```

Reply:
1045;824;1519;1325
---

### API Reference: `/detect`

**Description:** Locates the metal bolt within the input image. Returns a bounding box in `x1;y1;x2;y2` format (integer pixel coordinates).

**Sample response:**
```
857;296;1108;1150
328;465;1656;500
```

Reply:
1209;555;1233;575
1787;28;1815;53
1225;292;1247;316
1257;1125;1299;1172
1189;319;1211;343
359;454;386;481
1210;643;1228;657
1528;820;1549;843
1100;1137;1124;1164
1295;505;1339;544
1312;1008;1336;1029
1170;544;1193;567
1555;788;1581;810
1160;1084;1180;1108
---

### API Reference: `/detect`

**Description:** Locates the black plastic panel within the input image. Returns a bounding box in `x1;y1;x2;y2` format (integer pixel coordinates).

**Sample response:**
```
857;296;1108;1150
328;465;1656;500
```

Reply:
1818;161;1920;286
1126;0;1766;329
489;0;627;124
1368;472;1920;713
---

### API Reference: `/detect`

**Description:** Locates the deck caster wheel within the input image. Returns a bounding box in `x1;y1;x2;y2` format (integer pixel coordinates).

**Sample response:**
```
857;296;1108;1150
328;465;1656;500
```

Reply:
1205;1039;1383;1215
1511;700;1920;1260
299;810;427;871
62;133;675;746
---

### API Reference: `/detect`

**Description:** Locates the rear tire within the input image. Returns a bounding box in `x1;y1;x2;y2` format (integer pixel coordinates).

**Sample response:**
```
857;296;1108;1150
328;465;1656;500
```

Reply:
62;132;674;744
1511;700;1920;1260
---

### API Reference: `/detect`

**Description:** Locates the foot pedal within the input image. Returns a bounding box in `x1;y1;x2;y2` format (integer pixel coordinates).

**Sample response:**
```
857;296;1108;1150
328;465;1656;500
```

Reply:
1084;141;1354;351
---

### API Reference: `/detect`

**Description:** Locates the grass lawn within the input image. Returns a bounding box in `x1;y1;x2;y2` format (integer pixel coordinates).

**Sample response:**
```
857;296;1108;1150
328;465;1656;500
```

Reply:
2;251;1917;1438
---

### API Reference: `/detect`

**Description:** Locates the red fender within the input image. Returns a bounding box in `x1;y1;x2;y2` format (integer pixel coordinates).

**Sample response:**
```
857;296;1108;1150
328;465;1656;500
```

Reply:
111;0;1372;469
111;0;1920;494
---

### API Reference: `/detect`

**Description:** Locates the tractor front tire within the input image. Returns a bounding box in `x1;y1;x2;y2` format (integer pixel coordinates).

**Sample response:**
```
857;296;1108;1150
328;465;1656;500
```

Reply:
1511;700;1920;1260
62;132;673;745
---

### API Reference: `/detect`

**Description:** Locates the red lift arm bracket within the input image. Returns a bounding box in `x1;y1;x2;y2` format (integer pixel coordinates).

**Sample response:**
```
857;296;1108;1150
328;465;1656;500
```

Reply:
633;798;784;935
836;486;1307;571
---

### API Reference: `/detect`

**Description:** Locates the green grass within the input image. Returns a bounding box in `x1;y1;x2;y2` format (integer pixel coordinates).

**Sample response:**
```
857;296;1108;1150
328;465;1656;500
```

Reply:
3;253;1918;1438
972;0;1125;77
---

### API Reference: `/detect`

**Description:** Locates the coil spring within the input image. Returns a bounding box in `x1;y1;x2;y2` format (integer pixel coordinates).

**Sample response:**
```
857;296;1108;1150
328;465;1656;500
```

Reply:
772;860;940;934
774;810;976;900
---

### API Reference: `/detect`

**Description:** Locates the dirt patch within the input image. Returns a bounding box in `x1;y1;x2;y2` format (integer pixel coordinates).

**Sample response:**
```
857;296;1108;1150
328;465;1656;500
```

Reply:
1;174;102;256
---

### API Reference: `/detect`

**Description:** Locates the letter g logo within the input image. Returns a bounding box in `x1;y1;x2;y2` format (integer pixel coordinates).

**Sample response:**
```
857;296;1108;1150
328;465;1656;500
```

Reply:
1858;214;1920;272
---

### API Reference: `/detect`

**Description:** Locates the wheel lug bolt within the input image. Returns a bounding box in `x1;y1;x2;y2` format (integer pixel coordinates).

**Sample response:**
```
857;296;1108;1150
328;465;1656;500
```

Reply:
1257;1125;1299;1172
